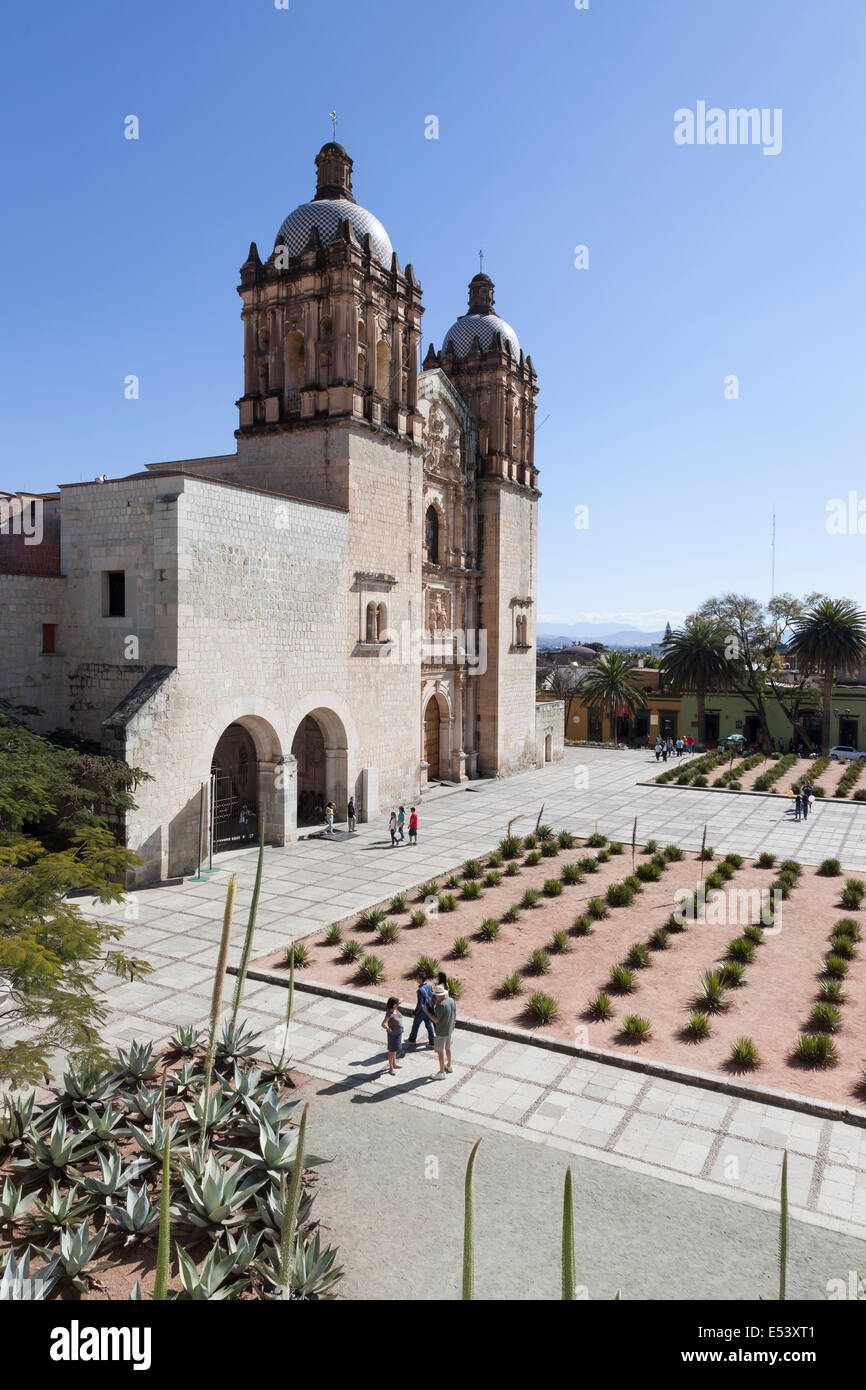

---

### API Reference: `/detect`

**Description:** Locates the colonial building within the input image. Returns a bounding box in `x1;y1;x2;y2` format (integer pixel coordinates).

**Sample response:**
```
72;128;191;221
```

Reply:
0;142;560;882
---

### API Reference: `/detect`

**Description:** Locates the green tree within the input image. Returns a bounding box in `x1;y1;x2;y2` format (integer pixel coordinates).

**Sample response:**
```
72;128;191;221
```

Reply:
788;598;866;753
660;617;729;746
581;652;647;747
0;715;151;1084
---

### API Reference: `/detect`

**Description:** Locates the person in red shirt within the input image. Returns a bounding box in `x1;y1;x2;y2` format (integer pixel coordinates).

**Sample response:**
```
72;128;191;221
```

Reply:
686;735;695;754
408;807;418;844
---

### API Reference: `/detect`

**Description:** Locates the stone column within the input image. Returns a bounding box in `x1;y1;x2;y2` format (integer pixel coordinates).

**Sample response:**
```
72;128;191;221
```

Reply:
259;754;296;845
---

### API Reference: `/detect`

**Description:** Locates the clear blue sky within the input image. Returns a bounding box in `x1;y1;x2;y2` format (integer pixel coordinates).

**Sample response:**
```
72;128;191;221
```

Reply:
1;0;864;629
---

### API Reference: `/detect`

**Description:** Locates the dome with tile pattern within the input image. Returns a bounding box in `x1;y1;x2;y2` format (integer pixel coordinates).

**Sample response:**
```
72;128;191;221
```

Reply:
441;272;520;358
275;143;393;268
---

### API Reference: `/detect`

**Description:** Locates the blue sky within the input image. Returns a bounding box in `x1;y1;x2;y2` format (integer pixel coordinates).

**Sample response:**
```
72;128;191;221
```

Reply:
1;0;864;629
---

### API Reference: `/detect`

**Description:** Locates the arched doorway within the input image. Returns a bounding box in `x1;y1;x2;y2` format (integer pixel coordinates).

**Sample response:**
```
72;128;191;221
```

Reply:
293;714;326;825
289;705;350;828
211;723;259;847
424;697;441;780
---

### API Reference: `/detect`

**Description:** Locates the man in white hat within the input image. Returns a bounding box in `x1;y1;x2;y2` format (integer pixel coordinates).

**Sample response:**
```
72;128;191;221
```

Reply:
430;983;456;1080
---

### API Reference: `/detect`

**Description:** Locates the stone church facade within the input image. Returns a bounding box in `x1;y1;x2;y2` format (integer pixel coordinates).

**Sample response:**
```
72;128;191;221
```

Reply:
0;142;562;883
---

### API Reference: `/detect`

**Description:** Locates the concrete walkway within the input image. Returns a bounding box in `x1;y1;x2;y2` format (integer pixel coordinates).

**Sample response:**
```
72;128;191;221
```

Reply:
13;748;866;1297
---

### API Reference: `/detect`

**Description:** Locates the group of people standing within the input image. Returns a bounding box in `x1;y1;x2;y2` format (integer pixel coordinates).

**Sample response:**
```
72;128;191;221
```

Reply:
654;735;693;761
382;969;456;1079
388;806;418;846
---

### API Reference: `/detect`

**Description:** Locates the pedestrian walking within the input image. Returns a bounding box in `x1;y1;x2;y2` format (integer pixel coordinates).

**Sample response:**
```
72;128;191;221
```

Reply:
389;809;398;846
802;786;812;821
325;801;335;837
676;738;684;758
430;983;456;1081
408;806;418;844
397;805;405;842
347;796;356;833
686;735;695;754
793;789;801;821
655;739;662;762
382;997;404;1074
238;804;252;842
406;969;435;1049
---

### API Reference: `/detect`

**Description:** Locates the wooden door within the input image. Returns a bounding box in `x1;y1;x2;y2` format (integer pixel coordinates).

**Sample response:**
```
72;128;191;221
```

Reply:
424;699;440;776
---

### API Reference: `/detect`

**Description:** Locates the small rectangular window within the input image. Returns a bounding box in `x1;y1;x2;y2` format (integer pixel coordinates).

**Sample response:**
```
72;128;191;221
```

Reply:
42;623;56;653
105;570;125;617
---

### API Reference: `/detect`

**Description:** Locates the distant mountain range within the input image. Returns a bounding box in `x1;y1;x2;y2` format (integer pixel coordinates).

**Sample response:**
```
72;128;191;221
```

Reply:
538;622;666;649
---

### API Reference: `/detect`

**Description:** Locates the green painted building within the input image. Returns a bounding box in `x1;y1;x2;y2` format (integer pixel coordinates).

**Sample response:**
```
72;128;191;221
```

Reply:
679;687;866;750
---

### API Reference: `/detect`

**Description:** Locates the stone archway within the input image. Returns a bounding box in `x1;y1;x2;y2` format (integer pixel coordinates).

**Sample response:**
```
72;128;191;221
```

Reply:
290;705;349;828
205;712;291;856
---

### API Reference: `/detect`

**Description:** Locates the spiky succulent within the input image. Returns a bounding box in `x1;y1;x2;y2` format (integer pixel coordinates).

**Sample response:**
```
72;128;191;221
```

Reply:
227;1116;328;1179
0;1178;37;1226
81;1149;145;1199
176;1242;249;1300
29;1180;93;1234
214;1019;264;1066
0;1247;61;1301
112;1040;158;1082
169;1024;204;1056
16;1112;89;1176
177;1153;264;1230
107;1182;161;1242
39;1219;107;1289
256;1232;344;1300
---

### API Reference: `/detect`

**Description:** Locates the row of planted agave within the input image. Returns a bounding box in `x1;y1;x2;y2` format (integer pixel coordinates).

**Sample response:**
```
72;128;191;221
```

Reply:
0;870;343;1301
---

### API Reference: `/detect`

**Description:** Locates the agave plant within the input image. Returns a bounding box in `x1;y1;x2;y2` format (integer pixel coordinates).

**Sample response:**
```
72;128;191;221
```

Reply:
126;1113;182;1162
245;1085;303;1136
81;1149;144;1199
0;1246;61;1301
214;1019;264;1067
225;1063;269;1105
39;1219;107;1291
0;1178;37;1226
176;1153;264;1230
78;1103;129;1145
16;1112;89;1176
256;1232;344;1300
29;1180;93;1234
168;1060;204;1097
51;1059;121;1112
227;1116;328;1179
107;1182;161;1243
224;1226;263;1271
182;1083;237;1135
169;1024;204;1056
253;1180;315;1241
123;1083;164;1121
176;1241;250;1300
0;1092;36;1150
112;1040;158;1082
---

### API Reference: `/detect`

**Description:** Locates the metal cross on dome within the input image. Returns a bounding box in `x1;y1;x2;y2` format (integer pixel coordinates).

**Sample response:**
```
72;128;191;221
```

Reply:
329;110;338;139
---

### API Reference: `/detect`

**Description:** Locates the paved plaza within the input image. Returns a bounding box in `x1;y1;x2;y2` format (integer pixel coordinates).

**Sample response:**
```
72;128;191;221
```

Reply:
14;747;866;1296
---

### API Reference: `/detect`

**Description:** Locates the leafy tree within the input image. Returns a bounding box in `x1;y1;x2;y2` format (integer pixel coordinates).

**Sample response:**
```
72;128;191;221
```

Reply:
584;641;606;654
581;652;647;747
0;714;151;1085
661;617;729;746
788;598;866;752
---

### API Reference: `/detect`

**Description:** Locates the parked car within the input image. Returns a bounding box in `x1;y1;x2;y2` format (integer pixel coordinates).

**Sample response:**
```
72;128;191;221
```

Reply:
829;745;866;761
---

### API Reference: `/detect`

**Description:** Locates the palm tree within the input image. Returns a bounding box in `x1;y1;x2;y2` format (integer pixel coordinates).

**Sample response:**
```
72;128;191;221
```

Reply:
661;618;728;748
788;598;866;753
581;652;647;747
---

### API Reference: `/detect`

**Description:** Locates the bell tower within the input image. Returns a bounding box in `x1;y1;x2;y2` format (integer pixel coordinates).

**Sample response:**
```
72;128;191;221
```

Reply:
424;272;540;775
236;143;423;443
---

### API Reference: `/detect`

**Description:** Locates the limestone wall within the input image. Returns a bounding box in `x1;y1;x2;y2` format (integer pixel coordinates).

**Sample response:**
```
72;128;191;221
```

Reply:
0;574;66;727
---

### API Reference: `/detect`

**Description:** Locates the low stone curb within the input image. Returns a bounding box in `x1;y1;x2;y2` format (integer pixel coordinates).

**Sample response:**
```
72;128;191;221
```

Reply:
638;779;863;805
231;964;866;1131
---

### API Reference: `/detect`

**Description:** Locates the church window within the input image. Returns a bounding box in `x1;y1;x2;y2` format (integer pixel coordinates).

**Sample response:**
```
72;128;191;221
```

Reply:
377;602;388;640
42;623;56;653
425;505;439;564
365;602;377;643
